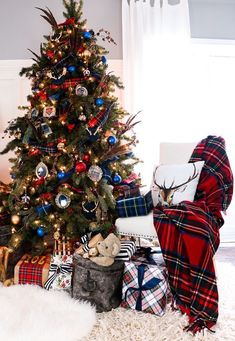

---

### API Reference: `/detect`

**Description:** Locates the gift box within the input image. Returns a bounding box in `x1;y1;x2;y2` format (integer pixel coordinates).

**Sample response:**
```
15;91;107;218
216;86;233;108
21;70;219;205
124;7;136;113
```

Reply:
44;254;73;291
115;184;141;199
115;240;137;261
116;191;153;218
14;254;51;287
121;261;168;316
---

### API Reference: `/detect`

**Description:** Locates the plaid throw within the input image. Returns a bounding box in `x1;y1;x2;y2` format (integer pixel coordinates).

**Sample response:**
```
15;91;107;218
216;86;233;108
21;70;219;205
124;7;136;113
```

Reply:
116;191;153;217
121;261;168;316
14;254;51;287
153;135;233;333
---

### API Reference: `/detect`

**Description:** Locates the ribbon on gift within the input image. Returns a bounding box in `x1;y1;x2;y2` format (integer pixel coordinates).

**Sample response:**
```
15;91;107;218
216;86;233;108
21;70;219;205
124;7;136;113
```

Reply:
44;262;73;290
125;264;161;311
80;233;91;253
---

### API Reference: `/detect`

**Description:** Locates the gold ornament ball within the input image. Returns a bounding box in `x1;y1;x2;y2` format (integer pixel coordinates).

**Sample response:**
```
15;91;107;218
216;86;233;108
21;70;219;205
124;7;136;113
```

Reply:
29;187;36;194
11;214;20;225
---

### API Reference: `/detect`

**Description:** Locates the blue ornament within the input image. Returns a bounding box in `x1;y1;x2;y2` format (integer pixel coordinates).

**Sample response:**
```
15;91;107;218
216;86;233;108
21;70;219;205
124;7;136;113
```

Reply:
83;31;92;39
95;98;104;106
57;171;65;180
67;65;76;72
108;135;117;145
37;226;45;237
35;203;52;216
101;56;107;64
113;174;122;184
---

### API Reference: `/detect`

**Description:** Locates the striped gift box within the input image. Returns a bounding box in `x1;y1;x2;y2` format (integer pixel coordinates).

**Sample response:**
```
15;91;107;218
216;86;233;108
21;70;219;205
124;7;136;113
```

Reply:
121;261;168;316
115;240;136;261
116;191;153;218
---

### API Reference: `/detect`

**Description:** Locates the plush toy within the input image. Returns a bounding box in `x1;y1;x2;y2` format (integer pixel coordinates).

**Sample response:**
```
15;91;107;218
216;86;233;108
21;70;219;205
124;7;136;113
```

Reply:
90;233;121;267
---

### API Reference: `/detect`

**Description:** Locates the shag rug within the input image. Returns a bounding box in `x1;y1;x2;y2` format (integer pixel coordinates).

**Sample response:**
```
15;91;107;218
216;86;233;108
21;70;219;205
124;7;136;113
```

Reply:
0;261;234;341
0;284;96;341
82;261;235;341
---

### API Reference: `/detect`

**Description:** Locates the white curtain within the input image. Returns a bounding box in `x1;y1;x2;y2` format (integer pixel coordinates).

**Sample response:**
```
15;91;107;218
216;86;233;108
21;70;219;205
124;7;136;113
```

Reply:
122;0;235;241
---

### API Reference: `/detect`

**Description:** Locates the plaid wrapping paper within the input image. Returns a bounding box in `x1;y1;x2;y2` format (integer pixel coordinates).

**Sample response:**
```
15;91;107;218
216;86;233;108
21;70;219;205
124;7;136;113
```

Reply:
116;190;153;218
121;261;168;316
115;240;137;261
14;254;51;287
44;254;73;290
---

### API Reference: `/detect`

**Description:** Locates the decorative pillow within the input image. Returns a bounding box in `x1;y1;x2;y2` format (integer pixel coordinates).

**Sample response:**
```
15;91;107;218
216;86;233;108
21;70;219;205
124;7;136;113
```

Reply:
151;161;205;207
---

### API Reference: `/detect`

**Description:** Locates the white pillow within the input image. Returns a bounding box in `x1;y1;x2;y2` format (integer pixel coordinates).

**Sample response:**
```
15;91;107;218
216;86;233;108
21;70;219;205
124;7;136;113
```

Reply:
151;161;205;207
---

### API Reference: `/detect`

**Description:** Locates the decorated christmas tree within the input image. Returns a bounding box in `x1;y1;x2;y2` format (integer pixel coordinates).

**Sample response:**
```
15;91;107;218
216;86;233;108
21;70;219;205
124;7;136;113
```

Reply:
0;0;140;254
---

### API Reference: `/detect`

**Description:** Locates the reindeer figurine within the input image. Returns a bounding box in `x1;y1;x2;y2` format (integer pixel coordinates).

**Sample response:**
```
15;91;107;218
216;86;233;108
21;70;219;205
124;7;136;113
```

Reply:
152;163;199;206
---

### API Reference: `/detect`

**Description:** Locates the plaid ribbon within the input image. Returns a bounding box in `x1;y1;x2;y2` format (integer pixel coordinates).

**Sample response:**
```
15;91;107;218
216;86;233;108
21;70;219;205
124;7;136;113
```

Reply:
31;144;57;154
49;78;83;90
44;262;73;290
122;261;168;315
125;264;161;311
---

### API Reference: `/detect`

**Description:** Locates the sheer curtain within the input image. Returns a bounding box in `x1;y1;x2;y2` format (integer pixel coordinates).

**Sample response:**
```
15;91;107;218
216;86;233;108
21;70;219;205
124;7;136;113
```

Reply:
122;0;235;241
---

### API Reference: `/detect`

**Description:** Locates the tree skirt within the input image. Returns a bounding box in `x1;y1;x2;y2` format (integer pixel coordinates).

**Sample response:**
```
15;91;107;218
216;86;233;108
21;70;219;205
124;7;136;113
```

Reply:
83;261;235;341
0;285;96;341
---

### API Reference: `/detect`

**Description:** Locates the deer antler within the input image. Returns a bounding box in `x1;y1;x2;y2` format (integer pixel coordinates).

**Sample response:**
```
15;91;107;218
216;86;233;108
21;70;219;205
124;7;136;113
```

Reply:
153;163;198;191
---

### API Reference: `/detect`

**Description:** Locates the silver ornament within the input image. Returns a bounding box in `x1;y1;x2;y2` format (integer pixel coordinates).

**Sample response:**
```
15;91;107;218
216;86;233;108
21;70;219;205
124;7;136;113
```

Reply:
55;193;71;209
75;85;88;97
88;165;103;182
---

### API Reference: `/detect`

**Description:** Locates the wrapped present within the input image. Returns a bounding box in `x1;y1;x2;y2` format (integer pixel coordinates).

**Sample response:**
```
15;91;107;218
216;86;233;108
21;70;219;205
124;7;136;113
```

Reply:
115;240;137;261
115;184;141;199
44;254;73;291
14;254;51;287
131;246;165;266
116;191;153;218
121;261;168;316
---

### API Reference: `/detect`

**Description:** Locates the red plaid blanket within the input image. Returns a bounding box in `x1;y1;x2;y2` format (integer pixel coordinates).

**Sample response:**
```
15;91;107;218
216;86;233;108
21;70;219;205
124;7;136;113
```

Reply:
153;136;233;333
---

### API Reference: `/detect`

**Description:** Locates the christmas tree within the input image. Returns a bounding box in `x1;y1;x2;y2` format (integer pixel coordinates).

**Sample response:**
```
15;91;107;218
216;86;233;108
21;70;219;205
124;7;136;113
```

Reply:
0;0;140;254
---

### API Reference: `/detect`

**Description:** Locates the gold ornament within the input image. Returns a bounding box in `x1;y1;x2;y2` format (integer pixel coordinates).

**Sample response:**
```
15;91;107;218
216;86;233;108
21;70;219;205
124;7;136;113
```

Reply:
11;214;20;225
29;187;36;194
53;231;60;240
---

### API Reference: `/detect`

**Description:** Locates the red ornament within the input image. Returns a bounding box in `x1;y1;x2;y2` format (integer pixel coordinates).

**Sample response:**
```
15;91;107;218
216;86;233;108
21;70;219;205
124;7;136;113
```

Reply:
75;161;87;173
82;153;90;163
34;177;45;188
78;46;85;54
40;192;53;200
88;117;98;128
46;50;54;58
29;148;40;156
67;124;75;132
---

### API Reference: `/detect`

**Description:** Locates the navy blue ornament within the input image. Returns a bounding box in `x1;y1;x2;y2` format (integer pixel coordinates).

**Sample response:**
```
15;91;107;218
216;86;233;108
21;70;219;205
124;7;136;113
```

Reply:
57;171;65;180
108;135;117;145
67;65;76;72
113;174;122;184
95;98;104;106
101;56;107;64
37;226;45;237
83;31;92;39
35;203;52;216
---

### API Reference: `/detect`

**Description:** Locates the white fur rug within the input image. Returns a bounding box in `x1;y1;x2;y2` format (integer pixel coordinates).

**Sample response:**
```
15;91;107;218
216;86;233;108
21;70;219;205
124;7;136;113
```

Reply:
0;261;234;341
0;285;96;341
82;261;235;341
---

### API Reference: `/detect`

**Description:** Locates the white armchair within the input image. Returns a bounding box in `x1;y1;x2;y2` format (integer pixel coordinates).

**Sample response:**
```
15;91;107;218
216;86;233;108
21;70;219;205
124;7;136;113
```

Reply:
115;142;197;239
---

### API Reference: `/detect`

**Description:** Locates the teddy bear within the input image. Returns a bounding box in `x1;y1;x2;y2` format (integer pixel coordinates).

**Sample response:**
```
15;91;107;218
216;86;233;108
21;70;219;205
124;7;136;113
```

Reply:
90;233;121;267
